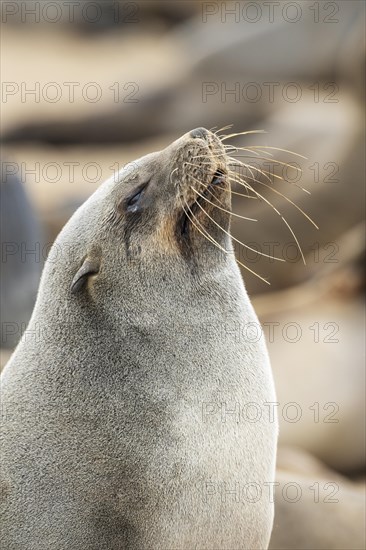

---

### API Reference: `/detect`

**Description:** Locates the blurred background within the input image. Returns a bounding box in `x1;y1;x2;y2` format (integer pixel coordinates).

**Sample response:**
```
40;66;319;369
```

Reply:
1;1;365;548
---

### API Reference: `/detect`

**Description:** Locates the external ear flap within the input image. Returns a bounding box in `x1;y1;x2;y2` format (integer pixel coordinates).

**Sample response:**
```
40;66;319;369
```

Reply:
71;257;100;295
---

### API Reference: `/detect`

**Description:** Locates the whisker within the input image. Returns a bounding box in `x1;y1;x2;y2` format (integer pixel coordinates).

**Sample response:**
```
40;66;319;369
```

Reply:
170;167;179;188
219;130;267;141
203;183;236;209
226;177;255;199
232;165;310;195
281;216;306;265
190;171;256;210
184;159;213;166
180;196;221;250
190;186;257;222
181;198;248;267
246;145;308;160
188;151;227;161
192;189;284;263
226;173;257;197
185;166;257;199
193;200;270;284
227;158;274;185
230;175;308;264
226;154;281;181
213;123;234;135
228;154;311;194
224;144;262;157
250;179;319;230
228;165;274;188
219;186;258;199
227;148;303;173
189;172;230;206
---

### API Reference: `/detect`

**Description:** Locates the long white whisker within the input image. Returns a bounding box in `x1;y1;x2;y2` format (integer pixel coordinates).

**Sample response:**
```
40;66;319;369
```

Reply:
220;130;267;141
190;186;257;222
192;189;284;263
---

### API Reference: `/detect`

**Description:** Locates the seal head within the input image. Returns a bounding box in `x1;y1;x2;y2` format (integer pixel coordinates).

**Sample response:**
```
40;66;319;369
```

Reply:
69;127;231;297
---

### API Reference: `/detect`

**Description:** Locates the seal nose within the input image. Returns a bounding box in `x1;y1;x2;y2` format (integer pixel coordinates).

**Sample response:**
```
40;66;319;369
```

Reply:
190;127;209;140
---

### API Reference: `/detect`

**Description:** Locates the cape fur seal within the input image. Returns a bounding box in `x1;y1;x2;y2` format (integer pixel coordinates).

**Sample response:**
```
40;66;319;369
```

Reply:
1;128;278;549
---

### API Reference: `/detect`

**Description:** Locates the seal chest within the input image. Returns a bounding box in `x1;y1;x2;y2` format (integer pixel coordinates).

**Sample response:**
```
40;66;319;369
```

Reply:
1;128;278;550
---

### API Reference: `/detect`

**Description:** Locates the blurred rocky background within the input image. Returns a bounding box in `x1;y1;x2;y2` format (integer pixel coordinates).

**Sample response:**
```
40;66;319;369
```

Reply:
1;1;365;548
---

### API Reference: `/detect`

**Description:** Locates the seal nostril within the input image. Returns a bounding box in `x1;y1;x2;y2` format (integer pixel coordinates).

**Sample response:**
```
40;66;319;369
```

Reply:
190;127;209;140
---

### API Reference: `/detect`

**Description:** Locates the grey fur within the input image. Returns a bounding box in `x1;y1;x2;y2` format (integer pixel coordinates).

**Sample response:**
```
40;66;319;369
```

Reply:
1;129;278;549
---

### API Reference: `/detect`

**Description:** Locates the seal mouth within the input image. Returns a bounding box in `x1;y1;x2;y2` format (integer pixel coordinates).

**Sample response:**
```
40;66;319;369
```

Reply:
180;168;227;237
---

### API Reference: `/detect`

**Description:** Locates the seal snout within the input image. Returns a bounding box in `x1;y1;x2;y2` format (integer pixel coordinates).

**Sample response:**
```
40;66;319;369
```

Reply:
190;127;209;140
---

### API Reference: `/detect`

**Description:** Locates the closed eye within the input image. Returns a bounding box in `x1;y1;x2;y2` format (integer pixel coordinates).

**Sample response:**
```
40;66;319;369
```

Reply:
127;189;143;207
126;180;150;212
